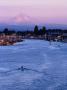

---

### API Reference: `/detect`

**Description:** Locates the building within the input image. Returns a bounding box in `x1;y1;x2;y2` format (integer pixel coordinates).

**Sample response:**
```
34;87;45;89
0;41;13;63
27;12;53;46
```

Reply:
46;29;67;42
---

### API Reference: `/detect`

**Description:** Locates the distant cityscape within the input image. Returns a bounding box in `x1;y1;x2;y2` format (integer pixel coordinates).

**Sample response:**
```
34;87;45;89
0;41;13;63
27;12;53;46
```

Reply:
0;25;67;45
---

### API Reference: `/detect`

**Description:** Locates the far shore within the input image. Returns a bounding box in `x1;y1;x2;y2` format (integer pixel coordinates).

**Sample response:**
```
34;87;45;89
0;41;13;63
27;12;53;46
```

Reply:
0;26;67;46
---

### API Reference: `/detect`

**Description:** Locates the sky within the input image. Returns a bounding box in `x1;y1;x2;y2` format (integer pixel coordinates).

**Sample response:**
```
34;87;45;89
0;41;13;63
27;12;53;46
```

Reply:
0;0;67;24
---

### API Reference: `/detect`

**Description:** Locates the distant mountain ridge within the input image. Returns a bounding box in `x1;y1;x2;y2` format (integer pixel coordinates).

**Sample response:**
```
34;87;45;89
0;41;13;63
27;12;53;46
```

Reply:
0;23;67;31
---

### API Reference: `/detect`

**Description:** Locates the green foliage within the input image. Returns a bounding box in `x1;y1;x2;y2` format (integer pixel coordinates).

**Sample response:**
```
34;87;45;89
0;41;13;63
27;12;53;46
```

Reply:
34;25;38;35
42;26;46;34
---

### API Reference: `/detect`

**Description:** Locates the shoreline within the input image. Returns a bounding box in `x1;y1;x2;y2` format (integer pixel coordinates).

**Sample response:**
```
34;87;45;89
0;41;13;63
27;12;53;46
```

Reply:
0;39;66;46
0;36;67;46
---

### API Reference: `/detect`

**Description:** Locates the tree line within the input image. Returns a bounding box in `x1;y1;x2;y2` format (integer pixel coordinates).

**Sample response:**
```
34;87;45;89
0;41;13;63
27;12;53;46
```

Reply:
0;25;67;36
0;25;46;36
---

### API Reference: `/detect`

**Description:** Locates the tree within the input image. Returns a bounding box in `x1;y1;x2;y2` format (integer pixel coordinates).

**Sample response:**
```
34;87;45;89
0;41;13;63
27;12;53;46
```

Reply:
42;26;46;35
34;25;38;35
3;28;9;35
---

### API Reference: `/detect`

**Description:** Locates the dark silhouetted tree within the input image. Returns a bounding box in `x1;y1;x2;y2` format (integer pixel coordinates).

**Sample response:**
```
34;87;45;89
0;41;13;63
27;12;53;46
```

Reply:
3;28;9;35
34;25;38;35
3;28;16;35
42;26;46;35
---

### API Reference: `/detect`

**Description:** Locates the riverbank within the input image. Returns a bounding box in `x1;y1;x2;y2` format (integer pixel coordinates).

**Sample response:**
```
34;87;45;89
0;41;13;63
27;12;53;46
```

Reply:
0;31;67;46
0;34;23;46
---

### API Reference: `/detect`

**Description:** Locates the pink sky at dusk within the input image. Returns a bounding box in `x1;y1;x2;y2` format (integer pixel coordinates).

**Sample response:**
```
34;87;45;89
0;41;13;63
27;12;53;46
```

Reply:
0;0;67;24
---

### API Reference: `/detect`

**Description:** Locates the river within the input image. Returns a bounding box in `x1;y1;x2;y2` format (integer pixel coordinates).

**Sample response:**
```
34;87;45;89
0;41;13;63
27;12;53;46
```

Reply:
0;39;67;90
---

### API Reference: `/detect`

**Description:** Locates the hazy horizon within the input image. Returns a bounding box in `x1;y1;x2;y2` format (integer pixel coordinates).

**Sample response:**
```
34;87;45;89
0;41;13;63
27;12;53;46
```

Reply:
0;23;67;31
